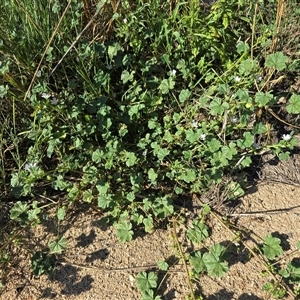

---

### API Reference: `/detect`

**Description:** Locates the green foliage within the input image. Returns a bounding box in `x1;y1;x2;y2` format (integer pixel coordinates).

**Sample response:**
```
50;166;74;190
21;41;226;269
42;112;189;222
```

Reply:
1;0;300;297
261;237;300;298
10;200;41;226
31;251;55;277
262;234;284;260
187;220;209;244
115;221;134;243
265;52;289;71
188;228;228;279
136;271;162;300
136;271;158;291
286;94;300;114
263;281;286;299
48;237;67;254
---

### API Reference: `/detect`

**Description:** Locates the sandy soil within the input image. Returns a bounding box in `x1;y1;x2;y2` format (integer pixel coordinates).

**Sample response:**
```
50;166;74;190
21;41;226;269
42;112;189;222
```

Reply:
2;154;300;300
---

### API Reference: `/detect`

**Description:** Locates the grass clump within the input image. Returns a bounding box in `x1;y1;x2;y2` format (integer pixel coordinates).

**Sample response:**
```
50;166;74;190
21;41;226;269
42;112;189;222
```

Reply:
1;0;300;297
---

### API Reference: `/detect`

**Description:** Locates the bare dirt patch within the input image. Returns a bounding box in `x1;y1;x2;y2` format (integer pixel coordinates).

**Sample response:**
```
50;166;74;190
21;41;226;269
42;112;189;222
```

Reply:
2;154;300;300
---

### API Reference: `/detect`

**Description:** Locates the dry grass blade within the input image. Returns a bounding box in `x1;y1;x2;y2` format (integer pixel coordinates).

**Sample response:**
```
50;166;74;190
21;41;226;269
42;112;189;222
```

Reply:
23;0;72;102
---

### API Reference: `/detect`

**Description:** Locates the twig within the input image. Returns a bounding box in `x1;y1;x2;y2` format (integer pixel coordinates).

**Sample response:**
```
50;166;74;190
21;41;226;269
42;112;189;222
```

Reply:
172;217;196;300
23;1;72;102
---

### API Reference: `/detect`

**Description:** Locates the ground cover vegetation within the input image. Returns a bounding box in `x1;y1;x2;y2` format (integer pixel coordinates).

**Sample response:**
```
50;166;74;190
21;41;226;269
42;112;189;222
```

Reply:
1;0;300;298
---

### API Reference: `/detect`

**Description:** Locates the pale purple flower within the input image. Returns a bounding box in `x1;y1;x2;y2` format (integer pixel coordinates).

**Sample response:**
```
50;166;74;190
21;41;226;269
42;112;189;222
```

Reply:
50;97;59;105
24;162;37;171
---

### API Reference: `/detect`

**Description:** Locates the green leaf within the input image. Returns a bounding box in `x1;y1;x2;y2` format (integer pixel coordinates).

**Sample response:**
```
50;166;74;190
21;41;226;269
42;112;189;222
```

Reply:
262;234;284;260
158;78;175;94
116;221;134;243
187;220;209;244
96;180;109;194
179;89;191;103
121;70;135;84
278;151;290;161
0;85;9;98
286;94;300;114
53;175;69;191
136;271;158;292
82;189;94;203
239;58;257;75
265;52;289;71
217;84;230;95
180;169;196;183
31;251;55;277
126;152;137;167
97;193;112;208
108;42;122;60
92;149;102;163
153;196;174;219
222;142;237;160
157;148;170;160
57;206;66;221
210;151;228;167
203;244;228;277
236;41;249;54
226;182;244;199
126;191;135;202
49;237;67;254
237;132;254;149
210;98;229;115
186;129;199;143
148;168;158;184
143;217;154;233
10;201;28;220
255;92;273;107
190;251;206;273
207;138;221;152
202;204;211;215
157;260;169;271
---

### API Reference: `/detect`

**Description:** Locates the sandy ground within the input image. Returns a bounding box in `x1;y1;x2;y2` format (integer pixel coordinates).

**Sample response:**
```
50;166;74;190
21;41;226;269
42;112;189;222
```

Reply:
2;154;300;300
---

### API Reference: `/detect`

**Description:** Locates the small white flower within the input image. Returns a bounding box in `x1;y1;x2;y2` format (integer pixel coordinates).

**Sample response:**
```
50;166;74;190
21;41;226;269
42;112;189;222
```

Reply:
41;93;51;99
123;18;127;23
170;69;176;76
200;134;206;141
24;162;37;171
234;76;241;82
36;70;42;77
191;120;198;128
142;150;147;156
230;116;239;124
50;97;59;105
282;133;292;141
256;75;263;82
